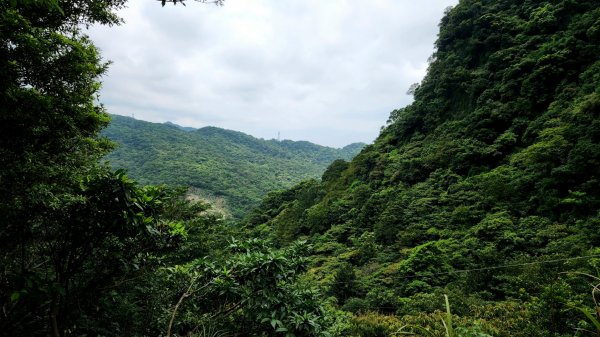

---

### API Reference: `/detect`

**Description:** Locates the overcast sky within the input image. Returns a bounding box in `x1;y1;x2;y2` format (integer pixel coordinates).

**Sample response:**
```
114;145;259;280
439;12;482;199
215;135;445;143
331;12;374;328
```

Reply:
88;0;457;148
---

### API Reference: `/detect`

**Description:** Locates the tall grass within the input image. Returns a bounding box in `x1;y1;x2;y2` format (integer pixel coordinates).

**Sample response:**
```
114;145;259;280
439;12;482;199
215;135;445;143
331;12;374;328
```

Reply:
396;294;491;337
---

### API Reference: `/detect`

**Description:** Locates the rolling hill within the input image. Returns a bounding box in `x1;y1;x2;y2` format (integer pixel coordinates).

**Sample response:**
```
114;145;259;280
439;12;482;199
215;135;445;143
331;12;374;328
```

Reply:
102;115;364;218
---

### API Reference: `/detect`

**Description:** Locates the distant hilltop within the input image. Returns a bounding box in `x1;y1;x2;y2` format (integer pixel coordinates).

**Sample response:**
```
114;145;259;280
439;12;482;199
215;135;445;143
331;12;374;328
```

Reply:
102;115;365;218
163;121;197;132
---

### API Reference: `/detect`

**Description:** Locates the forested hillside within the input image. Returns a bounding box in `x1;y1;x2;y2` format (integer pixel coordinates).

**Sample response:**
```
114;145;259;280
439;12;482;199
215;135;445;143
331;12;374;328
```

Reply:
103;115;364;217
1;2;348;336
246;0;600;335
4;0;600;336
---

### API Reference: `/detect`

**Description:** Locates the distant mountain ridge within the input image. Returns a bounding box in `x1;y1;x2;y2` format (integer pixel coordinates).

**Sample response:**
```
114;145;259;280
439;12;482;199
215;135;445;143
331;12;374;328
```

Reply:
102;115;365;218
163;121;196;132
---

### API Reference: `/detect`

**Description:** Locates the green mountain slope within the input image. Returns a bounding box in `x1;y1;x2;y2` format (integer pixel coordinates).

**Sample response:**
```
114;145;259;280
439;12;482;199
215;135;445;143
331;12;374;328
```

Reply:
102;115;364;218
247;0;600;335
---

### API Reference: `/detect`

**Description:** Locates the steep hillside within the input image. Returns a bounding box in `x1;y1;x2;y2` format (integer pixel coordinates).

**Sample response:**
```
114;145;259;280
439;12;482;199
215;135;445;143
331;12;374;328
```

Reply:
247;0;600;335
102;115;364;218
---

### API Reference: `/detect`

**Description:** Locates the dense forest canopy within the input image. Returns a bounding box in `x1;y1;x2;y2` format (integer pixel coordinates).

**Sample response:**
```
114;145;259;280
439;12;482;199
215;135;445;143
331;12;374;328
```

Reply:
246;0;600;335
102;115;364;218
2;0;600;336
0;0;171;335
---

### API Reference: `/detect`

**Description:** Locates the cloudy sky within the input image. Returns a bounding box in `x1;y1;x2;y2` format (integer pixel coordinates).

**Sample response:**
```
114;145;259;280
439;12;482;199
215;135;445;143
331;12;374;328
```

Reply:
88;0;457;148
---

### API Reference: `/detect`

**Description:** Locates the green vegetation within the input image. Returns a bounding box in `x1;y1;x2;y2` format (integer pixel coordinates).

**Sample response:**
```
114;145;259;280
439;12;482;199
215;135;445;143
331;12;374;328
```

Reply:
0;1;334;336
246;0;600;335
3;0;600;336
103;115;364;218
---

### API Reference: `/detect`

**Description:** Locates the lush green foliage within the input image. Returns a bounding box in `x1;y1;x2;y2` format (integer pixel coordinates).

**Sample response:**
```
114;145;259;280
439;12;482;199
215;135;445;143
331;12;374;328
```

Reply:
247;0;600;335
0;1;134;335
160;238;335;337
103;115;364;218
5;0;600;336
0;1;334;336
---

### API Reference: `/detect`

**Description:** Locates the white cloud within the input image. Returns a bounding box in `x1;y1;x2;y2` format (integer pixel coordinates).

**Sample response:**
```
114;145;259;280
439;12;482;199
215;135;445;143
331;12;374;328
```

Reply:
89;0;457;147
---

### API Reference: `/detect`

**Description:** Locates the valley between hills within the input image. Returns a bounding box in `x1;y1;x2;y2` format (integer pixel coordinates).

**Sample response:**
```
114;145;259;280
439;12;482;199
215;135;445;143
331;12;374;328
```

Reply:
2;1;600;336
103;115;365;218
